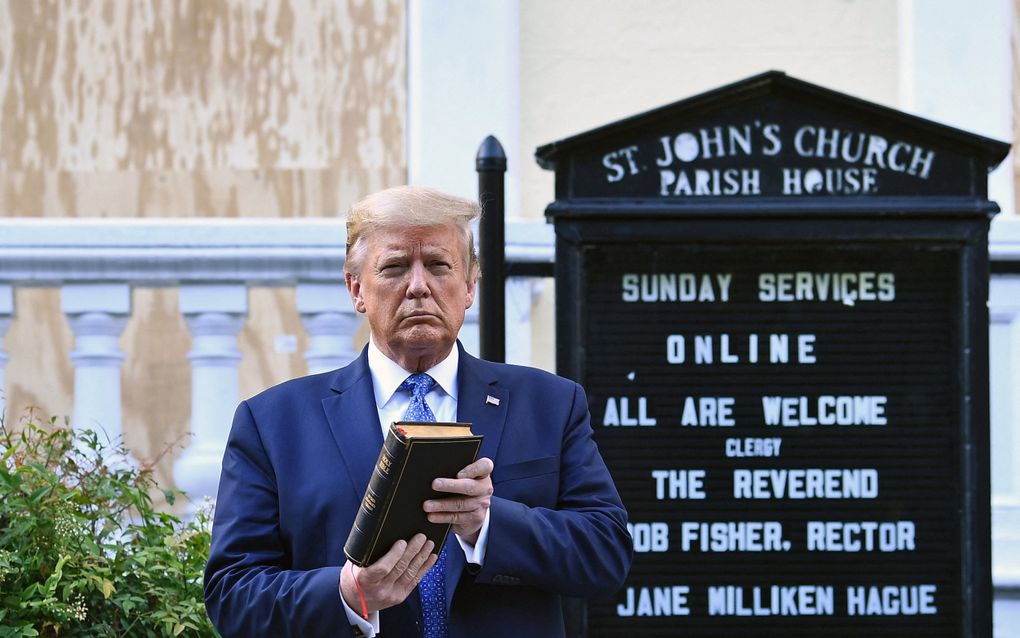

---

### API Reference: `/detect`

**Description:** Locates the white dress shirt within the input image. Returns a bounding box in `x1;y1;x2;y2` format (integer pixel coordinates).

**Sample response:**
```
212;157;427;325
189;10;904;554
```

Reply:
342;339;491;636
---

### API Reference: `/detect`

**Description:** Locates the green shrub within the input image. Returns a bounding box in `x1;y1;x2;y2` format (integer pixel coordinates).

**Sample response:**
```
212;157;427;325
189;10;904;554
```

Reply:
0;416;219;637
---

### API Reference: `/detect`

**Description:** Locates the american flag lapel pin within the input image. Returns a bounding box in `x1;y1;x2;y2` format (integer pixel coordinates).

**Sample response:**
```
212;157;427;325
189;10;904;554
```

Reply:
485;395;500;406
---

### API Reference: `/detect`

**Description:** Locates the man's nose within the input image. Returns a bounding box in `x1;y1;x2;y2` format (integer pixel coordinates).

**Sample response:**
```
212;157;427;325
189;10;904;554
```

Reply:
406;262;431;298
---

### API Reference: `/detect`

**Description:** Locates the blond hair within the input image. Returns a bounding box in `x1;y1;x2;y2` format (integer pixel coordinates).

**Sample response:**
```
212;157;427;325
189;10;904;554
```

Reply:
344;185;481;280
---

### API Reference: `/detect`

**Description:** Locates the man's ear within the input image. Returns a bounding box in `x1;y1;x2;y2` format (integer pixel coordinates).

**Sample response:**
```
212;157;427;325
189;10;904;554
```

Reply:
345;272;367;314
464;275;477;309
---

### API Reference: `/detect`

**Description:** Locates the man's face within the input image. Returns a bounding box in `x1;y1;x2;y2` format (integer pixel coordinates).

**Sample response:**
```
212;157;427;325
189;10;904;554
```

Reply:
346;224;476;372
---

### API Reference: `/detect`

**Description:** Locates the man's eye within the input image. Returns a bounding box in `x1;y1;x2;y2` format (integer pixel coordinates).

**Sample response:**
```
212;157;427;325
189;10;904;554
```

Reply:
429;262;452;273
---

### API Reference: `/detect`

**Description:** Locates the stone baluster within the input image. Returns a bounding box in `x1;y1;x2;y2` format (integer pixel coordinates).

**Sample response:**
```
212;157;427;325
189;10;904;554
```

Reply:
175;285;248;505
296;283;360;374
0;285;12;420
61;284;131;447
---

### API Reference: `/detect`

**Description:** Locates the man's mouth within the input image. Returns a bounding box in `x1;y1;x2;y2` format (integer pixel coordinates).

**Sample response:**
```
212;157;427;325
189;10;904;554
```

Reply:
402;311;438;321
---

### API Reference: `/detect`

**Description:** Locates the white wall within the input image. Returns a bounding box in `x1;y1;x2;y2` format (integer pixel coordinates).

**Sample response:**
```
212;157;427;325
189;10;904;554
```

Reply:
899;0;1014;215
407;0;520;216
902;1;1018;633
519;0;903;220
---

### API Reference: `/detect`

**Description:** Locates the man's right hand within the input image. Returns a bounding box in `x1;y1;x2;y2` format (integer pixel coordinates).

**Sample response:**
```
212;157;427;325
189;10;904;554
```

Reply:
340;534;438;616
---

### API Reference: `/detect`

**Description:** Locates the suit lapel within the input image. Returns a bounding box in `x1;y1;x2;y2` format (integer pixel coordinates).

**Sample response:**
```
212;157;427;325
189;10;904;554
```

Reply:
456;346;508;468
449;345;509;606
323;351;425;624
321;349;384;500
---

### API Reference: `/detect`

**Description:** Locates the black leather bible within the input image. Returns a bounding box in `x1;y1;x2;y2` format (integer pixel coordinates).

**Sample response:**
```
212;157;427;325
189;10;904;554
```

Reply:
344;421;482;567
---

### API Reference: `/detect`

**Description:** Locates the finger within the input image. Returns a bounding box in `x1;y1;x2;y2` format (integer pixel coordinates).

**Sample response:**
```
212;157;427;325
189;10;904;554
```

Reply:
415;551;440;581
456;457;494;479
390;534;428;580
424;495;482;513
361;539;408;581
431;476;493;497
370;534;426;584
399;539;435;587
428;510;461;524
428;508;488;526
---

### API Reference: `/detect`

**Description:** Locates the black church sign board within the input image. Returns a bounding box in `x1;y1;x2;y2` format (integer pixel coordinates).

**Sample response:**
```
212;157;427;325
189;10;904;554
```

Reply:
537;71;1009;637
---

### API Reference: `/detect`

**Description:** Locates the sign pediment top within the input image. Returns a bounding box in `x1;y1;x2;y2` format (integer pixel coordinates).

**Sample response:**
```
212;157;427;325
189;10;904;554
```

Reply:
535;70;1009;171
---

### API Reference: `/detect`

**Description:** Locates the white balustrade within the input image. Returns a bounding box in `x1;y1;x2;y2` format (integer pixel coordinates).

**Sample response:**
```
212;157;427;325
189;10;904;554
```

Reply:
0;284;12;421
990;273;1020;587
990;216;1020;594
296;283;359;374
506;278;544;367
61;284;131;449
0;216;547;507
175;285;248;505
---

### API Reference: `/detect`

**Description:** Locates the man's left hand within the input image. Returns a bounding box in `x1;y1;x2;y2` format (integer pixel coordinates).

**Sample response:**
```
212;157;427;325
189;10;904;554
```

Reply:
424;457;494;545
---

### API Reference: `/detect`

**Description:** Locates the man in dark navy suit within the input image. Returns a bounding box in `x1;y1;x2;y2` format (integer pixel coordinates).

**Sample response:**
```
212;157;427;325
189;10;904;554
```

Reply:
204;186;632;637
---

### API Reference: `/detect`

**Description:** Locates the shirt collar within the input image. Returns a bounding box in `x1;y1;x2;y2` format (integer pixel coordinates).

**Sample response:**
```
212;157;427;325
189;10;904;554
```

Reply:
367;338;460;409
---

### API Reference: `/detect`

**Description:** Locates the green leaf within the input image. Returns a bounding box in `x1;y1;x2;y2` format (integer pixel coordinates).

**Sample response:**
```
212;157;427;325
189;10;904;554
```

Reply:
163;489;176;506
27;485;51;503
102;578;116;599
173;623;186;636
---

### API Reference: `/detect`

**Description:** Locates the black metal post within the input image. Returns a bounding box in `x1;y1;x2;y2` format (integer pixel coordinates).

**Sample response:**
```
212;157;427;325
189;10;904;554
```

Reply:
476;135;507;363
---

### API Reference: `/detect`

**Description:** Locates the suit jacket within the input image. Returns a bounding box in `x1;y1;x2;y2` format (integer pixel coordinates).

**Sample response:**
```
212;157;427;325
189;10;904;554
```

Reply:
204;344;632;637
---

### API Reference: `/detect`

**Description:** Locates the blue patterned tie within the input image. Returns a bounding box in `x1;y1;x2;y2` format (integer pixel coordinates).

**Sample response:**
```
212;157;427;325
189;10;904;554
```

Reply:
400;373;448;638
401;373;437;423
